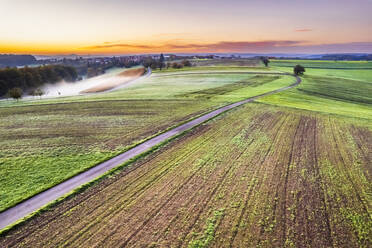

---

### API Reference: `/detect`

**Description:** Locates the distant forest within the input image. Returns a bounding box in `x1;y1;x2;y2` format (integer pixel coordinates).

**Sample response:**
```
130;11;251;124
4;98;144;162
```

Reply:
320;54;372;61
0;54;37;68
0;65;77;96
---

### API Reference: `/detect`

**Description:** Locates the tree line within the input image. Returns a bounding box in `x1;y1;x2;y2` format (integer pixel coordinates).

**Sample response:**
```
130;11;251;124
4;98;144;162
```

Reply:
0;65;77;97
143;54;192;71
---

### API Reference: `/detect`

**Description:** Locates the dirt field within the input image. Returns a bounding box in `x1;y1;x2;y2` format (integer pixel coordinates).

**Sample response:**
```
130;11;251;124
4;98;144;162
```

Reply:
81;67;145;93
1;103;370;248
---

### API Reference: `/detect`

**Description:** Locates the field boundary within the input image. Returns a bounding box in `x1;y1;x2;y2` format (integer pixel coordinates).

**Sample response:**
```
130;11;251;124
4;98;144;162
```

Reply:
0;71;301;232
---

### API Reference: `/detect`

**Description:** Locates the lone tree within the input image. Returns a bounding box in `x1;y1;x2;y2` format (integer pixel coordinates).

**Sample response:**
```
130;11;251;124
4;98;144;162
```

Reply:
8;87;23;101
261;57;270;67
159;53;165;70
294;65;305;75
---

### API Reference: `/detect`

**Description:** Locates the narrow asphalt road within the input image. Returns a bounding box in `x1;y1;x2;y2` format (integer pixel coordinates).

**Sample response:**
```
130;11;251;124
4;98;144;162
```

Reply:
0;72;301;230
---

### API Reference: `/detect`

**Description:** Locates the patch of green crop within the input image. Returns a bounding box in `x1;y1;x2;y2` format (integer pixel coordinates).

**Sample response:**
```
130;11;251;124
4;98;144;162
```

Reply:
271;59;372;69
188;209;225;248
301;69;372;82
177;75;280;99
297;75;372;104
270;60;372;83
341;208;372;247
259;74;372;121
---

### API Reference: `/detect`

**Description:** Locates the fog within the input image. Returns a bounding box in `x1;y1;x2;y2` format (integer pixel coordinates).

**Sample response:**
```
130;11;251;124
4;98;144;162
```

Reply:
41;68;127;97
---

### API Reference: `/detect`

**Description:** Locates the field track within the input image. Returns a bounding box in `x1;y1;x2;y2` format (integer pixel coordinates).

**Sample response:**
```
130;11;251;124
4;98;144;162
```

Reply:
0;72;301;231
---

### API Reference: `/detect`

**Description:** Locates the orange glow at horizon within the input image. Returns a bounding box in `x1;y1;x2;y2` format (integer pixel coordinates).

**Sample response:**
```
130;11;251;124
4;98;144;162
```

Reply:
1;0;371;55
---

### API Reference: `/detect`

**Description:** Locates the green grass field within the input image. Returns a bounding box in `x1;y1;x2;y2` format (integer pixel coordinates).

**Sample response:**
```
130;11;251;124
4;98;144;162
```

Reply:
270;59;372;82
258;60;372;123
270;59;372;69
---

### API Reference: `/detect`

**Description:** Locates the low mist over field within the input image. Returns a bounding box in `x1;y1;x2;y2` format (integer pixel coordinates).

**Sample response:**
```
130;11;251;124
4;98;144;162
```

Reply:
41;68;139;97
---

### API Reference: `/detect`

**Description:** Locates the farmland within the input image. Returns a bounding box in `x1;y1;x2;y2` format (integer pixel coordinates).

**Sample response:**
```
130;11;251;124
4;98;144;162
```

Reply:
270;59;372;82
1;102;370;247
2;0;371;246
0;59;371;247
0;67;294;212
258;60;372;121
258;75;372;120
270;59;372;69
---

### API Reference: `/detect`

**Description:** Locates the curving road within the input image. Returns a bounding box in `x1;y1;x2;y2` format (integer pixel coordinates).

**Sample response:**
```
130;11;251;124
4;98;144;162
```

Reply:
0;72;301;230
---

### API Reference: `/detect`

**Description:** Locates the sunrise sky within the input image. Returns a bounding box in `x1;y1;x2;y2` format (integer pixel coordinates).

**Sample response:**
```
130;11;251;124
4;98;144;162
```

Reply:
1;0;372;55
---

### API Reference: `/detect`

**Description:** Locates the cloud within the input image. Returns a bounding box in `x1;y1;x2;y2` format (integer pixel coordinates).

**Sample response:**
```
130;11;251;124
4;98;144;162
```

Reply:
82;41;372;53
152;33;193;37
295;29;313;32
84;40;303;52
85;43;155;49
103;40;122;44
188;41;301;50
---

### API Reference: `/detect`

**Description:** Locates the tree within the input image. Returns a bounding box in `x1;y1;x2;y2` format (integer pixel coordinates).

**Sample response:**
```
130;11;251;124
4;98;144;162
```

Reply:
294;65;305;75
142;58;154;68
0;80;7;96
181;60;192;67
150;62;158;70
8;87;23;101
261;57;270;67
172;62;183;69
0;65;77;97
31;88;44;99
159;53;165;70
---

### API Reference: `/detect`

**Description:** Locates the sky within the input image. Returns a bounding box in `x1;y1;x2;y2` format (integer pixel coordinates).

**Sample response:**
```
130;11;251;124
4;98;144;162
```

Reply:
0;0;372;55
